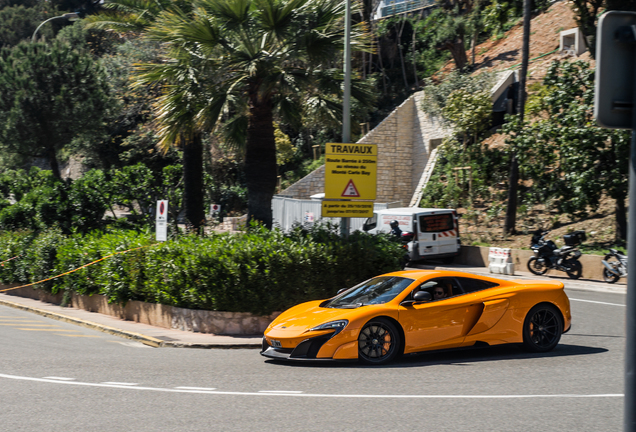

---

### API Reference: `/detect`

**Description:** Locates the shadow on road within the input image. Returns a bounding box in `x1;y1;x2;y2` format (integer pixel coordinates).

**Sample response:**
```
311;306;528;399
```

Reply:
263;343;607;369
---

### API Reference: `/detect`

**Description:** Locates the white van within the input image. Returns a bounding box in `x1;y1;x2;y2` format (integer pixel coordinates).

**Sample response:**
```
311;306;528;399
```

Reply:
362;207;461;263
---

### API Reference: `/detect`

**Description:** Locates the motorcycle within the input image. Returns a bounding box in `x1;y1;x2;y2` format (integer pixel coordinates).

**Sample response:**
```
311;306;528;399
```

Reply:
527;230;585;279
601;248;628;283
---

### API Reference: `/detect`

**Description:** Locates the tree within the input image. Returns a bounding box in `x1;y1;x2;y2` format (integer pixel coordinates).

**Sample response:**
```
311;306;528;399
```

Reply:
505;61;630;241
430;0;474;70
137;0;373;228
0;39;113;178
0;5;46;48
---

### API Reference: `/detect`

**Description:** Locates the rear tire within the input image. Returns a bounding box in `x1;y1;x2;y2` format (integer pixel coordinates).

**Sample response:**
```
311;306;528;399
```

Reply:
527;256;548;275
564;259;582;279
602;255;621;283
522;304;563;353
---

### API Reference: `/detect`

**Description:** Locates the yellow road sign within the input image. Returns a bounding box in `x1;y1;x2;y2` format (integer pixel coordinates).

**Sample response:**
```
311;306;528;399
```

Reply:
324;143;377;200
321;201;374;218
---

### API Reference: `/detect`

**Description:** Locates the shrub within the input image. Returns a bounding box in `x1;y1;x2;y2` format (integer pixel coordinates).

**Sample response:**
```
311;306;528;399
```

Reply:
0;224;404;315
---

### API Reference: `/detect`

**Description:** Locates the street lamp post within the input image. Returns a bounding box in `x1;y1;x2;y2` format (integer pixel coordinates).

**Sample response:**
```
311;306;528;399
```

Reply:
340;0;352;238
32;13;80;43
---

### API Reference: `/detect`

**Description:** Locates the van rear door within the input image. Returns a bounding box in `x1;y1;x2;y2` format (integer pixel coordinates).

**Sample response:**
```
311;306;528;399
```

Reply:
416;212;459;256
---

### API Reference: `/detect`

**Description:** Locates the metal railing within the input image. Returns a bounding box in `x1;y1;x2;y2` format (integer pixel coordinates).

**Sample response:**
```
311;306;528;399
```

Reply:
380;0;436;18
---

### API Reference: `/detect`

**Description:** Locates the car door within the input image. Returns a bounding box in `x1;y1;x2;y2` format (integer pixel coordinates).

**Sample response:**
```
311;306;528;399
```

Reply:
398;277;483;353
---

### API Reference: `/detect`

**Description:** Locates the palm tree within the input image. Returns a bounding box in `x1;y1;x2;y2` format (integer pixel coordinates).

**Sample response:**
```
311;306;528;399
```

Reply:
138;0;373;228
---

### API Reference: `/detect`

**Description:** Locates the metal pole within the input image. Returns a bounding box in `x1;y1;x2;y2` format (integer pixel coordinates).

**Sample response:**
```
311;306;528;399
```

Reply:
626;35;636;429
628;129;636;432
340;0;351;238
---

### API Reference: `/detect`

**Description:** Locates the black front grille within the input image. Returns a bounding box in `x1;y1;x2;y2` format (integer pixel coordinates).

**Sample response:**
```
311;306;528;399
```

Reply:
290;334;332;359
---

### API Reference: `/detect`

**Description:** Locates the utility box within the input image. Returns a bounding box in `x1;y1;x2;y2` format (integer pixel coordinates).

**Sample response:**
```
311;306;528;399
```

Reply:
559;28;587;56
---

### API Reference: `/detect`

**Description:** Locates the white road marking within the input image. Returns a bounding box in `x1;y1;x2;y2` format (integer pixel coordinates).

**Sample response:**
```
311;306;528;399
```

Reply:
43;377;75;381
100;382;138;386
176;386;217;391
0;373;622;399
259;390;304;394
569;298;625;307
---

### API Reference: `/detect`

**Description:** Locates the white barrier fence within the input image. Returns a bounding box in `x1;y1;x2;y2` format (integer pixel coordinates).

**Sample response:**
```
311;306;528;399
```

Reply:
272;196;390;232
488;247;515;275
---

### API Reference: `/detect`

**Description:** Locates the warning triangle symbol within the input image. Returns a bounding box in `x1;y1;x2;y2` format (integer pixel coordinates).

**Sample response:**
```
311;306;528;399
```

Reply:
341;179;360;197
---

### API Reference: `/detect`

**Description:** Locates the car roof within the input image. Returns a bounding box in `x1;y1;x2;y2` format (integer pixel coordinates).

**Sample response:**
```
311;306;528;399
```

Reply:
381;269;562;286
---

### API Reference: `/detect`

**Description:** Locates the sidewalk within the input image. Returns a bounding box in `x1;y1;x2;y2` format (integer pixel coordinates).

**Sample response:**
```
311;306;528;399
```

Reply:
0;263;624;349
0;293;263;349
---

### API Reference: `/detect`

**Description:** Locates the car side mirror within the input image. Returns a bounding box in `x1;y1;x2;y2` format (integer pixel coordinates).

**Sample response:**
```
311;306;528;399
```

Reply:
401;291;431;306
413;291;432;302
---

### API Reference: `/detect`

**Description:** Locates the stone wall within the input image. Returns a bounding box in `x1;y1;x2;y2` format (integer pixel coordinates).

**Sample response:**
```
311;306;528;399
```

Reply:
280;91;452;206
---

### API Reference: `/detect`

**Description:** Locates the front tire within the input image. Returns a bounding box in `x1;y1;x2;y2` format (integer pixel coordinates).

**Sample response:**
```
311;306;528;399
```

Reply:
602;255;621;283
527;256;548;275
358;318;401;365
522;304;563;352
564;259;582;279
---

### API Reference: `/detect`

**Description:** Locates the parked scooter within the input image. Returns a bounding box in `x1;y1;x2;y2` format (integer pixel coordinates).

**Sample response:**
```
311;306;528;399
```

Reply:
527;230;585;279
601;248;628;283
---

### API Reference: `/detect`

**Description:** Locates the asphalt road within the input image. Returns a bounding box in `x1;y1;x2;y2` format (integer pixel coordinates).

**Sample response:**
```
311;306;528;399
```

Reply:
0;286;625;432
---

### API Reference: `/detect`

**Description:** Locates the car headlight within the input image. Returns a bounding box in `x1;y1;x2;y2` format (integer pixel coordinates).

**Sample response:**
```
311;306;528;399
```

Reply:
309;320;349;336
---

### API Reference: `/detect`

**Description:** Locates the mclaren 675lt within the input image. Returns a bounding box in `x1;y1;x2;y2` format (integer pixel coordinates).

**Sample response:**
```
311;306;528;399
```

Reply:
261;270;571;364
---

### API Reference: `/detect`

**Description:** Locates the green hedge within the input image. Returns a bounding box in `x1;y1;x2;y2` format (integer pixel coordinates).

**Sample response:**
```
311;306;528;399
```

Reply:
0;225;403;315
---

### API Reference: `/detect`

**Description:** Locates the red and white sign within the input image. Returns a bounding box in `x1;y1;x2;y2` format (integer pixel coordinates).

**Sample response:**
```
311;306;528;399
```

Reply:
341;179;360;197
210;204;221;213
156;200;168;242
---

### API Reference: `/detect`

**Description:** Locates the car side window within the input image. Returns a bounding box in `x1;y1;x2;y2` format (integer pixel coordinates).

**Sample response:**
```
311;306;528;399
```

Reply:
412;277;464;300
456;277;499;293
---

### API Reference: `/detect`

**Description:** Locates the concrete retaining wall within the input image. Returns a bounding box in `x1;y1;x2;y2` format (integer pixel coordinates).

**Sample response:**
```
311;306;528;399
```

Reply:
2;286;278;335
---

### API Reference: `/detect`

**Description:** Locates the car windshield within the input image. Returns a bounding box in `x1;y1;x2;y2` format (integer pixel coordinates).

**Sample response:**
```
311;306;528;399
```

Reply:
325;276;414;308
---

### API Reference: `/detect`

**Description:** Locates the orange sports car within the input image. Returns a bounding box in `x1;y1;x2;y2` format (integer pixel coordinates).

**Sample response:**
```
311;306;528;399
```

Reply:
261;270;571;364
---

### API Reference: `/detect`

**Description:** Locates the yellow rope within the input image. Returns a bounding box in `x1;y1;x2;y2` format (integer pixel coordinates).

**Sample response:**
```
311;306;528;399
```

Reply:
0;244;153;294
0;255;22;266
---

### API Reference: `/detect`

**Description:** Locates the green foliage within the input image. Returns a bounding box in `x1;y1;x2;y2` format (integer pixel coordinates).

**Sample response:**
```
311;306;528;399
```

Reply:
502;60;630;237
0;38;113;177
442;89;492;141
0;168;108;233
421;71;495;118
420;139;508;209
0;225;404;315
0;5;44;48
482;0;512;36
